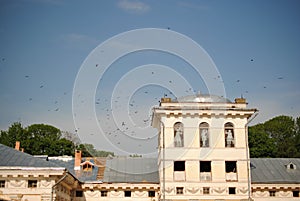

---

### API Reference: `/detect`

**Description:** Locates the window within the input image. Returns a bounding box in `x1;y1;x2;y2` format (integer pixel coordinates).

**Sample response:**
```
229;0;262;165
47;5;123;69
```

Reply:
124;191;131;197
203;187;210;194
174;161;185;171
225;122;234;147
200;122;209;147
76;190;83;197
229;187;236;194
148;191;155;197
174;122;184;147
293;191;299;197
269;190;276;197
226;161;237;173
200;161;211;172
0;180;5;188
28;180;37;188
101;191;108;197
176;187;184;194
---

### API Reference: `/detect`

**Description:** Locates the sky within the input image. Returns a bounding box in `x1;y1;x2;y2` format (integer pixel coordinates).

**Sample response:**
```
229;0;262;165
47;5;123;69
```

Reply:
0;0;299;156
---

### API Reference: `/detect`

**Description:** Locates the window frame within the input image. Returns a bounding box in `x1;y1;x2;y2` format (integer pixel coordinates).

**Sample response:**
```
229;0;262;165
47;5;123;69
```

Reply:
174;161;185;171
124;190;131;197
0;180;5;188
176;187;184;195
101;190;108;197
28;180;38;188
225;122;235;147
174;122;184;147
200;122;209;147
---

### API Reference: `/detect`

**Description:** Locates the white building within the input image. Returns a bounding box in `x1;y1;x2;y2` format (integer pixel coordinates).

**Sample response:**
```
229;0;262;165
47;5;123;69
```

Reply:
0;94;299;201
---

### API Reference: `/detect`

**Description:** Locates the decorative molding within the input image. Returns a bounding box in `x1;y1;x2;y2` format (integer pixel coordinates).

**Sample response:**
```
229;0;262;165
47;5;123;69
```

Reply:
9;180;25;188
237;187;248;194
164;187;174;194
134;191;146;197
212;187;226;194
186;186;199;194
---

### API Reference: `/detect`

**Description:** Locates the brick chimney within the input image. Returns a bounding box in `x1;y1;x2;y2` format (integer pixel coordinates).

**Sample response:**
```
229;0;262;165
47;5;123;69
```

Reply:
15;141;20;151
74;150;82;170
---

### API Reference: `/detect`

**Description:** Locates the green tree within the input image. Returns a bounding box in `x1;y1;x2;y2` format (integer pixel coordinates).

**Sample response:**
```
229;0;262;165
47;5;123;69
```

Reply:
249;115;300;158
248;124;276;157
0;122;26;148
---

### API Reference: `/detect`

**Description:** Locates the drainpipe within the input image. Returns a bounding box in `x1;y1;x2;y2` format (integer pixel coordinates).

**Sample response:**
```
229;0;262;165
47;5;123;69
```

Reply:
50;170;69;201
245;111;258;201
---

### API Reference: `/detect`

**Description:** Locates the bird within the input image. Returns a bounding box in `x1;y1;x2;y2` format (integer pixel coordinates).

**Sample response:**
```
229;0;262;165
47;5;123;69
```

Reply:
55;108;59;111
40;85;44;88
96;64;99;67
25;75;29;78
250;59;254;62
236;80;240;83
122;122;125;126
277;77;283;80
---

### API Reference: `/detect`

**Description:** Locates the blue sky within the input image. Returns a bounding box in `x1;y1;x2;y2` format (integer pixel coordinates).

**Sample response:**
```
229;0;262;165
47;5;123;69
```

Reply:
0;0;299;155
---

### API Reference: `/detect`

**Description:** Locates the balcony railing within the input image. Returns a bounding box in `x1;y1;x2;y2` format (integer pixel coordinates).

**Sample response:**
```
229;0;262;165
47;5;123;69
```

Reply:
226;172;237;181
200;172;211;181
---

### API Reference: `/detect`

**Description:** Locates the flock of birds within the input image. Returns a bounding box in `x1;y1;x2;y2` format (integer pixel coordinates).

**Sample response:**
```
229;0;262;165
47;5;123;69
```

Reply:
1;55;286;150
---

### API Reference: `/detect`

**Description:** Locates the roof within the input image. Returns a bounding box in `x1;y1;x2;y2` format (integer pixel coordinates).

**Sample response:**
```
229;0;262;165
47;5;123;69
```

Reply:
50;158;99;182
0;144;62;168
103;157;159;183
250;158;300;184
176;94;232;103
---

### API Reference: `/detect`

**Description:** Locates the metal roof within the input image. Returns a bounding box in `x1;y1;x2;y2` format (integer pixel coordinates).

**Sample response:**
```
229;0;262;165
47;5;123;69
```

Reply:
103;157;159;183
0;144;61;168
250;158;300;184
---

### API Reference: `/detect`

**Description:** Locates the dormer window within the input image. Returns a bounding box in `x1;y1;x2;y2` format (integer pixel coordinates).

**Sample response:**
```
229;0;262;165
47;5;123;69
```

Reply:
286;162;296;170
80;160;94;171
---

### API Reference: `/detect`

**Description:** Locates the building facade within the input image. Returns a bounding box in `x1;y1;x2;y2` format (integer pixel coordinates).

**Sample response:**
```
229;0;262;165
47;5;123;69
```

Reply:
0;94;299;201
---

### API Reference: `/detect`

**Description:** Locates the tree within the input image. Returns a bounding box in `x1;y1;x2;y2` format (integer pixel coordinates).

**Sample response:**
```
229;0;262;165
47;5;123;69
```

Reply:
249;115;300;158
0;122;75;156
248;124;276;157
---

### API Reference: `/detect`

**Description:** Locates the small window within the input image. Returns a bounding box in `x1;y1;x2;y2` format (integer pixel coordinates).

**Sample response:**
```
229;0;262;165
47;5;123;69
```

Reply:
225;122;234;147
229;187;236;194
293;191;299;197
0;180;5;188
203;187;210;194
28;180;37;188
226;161;237;173
148;191;155;197
101;191;108;197
200;122;209;147
269;190;276;197
174;161;185;171
174;122;184;147
124;190;131;197
200;161;211;172
176;187;184;194
76;190;83;197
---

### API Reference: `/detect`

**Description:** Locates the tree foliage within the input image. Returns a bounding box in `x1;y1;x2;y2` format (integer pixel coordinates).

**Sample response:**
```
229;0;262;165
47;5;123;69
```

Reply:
76;143;115;157
249;115;300;158
0;123;114;157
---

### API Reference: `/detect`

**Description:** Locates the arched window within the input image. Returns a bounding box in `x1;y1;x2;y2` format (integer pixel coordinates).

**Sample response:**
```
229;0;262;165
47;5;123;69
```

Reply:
174;122;184;147
200;122;209;147
225;122;234;147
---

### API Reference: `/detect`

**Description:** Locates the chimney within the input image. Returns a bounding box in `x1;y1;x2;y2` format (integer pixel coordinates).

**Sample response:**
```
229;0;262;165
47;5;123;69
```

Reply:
15;141;20;151
74;150;82;170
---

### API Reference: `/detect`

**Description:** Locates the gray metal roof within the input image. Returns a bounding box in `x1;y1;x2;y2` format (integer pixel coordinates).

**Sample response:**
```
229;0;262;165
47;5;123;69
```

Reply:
250;158;300;184
103;157;159;183
0;144;61;168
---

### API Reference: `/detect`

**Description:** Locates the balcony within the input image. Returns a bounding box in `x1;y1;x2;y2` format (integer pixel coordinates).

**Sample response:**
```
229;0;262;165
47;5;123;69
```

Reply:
174;171;185;181
200;172;211;181
226;172;237;181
